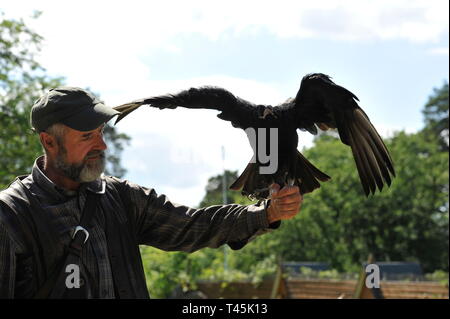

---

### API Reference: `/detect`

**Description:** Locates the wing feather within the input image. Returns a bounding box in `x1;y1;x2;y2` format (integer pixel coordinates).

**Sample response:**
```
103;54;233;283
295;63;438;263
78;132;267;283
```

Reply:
353;110;394;186
345;123;372;195
354;109;395;177
113;86;259;128
287;73;395;195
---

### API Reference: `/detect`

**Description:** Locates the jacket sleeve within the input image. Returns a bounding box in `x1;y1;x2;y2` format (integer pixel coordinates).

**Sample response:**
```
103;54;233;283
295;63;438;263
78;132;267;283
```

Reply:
0;215;17;298
112;177;280;252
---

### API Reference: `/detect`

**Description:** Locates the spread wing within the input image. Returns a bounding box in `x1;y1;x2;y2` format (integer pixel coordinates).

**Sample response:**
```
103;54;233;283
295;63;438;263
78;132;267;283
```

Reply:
291;73;395;196
113;86;262;129
114;74;395;196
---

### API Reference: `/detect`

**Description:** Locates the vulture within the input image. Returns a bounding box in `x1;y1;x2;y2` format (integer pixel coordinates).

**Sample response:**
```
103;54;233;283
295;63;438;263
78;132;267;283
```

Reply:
113;73;395;199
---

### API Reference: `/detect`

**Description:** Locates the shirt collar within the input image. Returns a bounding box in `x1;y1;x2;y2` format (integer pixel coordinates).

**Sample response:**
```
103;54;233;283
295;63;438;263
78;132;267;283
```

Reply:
31;156;106;197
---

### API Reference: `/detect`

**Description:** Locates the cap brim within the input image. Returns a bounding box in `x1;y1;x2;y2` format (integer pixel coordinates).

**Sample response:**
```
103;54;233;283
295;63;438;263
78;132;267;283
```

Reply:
62;103;120;131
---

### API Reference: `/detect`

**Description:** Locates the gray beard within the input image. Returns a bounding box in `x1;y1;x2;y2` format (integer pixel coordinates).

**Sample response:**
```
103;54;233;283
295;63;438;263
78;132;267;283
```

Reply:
55;148;106;183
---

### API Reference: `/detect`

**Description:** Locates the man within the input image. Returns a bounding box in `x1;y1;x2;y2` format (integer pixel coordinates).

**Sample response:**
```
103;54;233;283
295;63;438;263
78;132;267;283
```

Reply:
0;87;302;299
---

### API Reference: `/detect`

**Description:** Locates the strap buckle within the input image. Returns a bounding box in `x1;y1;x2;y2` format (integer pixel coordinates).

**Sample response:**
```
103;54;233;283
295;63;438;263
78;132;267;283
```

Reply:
72;226;90;244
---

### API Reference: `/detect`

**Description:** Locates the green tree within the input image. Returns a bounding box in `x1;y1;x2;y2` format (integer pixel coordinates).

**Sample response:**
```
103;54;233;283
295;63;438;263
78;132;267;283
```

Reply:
199;170;254;207
422;81;449;151
0;12;130;188
288;131;448;273
103;124;130;177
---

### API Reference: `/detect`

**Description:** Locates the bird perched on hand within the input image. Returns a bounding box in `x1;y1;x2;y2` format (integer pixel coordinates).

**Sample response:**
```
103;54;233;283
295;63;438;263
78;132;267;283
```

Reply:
114;73;395;199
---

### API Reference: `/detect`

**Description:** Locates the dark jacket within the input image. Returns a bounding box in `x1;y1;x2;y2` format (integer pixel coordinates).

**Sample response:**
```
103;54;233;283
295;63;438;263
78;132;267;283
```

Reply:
0;157;276;298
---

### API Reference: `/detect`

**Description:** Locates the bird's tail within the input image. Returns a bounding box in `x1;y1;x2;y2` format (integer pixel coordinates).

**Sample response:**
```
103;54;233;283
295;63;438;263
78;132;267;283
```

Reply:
230;151;331;199
294;151;331;194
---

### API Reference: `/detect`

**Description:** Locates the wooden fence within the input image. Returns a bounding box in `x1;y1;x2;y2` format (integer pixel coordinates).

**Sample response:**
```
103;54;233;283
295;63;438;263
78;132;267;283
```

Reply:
195;278;448;299
380;281;449;299
196;280;274;299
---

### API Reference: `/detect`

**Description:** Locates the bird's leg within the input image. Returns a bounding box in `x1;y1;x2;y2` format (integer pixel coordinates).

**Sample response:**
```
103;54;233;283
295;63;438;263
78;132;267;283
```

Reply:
253;186;270;198
278;171;290;188
287;153;299;187
287;178;295;186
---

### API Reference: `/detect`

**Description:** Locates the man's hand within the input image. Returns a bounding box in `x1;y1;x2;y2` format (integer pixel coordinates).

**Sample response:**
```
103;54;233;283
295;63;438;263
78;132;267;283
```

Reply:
266;183;303;224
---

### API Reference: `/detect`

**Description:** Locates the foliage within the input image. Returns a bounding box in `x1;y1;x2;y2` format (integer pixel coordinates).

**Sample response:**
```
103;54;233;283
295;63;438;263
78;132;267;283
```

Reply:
292;267;358;280
422;81;449;151
103;124;130;177
0;12;130;188
198;170;255;207
0;11;43;86
140;244;278;298
0;11;61;187
424;270;449;286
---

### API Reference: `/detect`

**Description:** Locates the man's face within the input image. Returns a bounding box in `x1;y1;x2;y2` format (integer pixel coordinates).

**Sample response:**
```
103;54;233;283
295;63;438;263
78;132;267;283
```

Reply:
54;124;107;183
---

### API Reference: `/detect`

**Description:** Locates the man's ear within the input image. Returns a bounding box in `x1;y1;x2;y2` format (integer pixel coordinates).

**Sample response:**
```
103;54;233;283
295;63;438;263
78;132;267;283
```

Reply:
39;132;58;154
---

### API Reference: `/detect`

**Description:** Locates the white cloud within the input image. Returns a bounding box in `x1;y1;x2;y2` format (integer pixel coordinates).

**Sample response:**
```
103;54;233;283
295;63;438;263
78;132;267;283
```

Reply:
427;47;449;56
4;1;449;47
3;1;447;101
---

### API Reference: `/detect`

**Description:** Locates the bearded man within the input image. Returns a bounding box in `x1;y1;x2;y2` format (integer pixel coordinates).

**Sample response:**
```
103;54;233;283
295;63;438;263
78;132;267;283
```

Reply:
0;87;302;299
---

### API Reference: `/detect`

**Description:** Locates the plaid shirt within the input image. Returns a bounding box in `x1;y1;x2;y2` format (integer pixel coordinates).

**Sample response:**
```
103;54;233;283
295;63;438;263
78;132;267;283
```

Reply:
0;156;275;298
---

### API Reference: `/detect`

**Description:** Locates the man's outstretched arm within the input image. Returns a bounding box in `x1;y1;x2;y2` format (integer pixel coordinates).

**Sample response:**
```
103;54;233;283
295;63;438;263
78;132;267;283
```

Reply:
108;178;302;253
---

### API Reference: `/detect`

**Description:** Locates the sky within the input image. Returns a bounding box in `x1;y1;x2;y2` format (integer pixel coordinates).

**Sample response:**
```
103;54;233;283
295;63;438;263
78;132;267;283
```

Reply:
2;0;449;207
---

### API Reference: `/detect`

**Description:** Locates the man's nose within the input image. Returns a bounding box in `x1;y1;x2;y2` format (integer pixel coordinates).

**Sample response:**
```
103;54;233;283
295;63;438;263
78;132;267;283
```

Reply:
96;136;107;151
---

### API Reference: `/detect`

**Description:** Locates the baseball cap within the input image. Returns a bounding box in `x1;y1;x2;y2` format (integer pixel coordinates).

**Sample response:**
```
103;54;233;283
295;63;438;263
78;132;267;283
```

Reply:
30;87;120;132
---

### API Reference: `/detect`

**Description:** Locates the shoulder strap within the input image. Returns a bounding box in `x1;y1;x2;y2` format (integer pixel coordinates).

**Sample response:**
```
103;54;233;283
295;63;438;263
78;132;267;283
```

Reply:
36;190;100;299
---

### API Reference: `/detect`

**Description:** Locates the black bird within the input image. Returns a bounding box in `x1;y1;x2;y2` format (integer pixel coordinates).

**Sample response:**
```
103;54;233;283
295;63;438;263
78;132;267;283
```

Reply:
114;73;395;199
